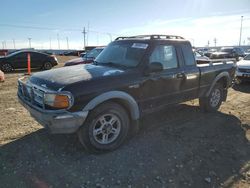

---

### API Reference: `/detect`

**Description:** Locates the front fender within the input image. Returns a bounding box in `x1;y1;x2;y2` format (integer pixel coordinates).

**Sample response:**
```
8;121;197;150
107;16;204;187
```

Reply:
82;91;140;120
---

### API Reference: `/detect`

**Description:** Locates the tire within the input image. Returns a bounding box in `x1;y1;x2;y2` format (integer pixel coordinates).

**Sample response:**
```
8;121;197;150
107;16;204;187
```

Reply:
234;77;242;85
77;102;130;153
199;83;223;112
43;62;52;70
1;63;13;72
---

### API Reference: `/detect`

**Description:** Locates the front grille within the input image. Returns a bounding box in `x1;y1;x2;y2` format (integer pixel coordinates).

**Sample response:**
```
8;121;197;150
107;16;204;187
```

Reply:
18;80;45;109
239;68;250;73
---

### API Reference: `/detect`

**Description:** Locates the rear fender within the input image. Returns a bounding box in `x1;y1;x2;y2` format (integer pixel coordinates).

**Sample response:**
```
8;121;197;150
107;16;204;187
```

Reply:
206;72;230;98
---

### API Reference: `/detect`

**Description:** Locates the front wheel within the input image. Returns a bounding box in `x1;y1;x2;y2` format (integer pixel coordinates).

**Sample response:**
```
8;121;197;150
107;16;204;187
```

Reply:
199;83;223;112
43;62;52;70
77;102;130;153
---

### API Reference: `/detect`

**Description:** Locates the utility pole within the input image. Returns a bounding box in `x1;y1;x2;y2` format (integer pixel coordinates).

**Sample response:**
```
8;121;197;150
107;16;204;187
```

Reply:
239;16;243;46
207;40;210;47
49;37;52;49
28;38;32;48
13;39;16;49
87;22;89;46
82;27;87;50
107;33;112;42
57;33;60;49
66;37;69;50
3;41;7;49
214;38;217;47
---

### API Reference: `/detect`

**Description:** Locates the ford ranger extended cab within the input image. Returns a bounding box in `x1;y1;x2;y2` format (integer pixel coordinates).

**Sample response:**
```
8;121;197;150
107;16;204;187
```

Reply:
18;35;236;153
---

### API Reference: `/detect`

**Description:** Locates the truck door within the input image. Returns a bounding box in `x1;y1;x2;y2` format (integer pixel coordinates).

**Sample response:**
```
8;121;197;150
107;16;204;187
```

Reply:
178;43;200;101
140;43;183;113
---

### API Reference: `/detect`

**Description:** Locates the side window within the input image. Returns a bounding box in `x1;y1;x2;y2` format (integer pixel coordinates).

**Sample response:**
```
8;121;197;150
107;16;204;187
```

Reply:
181;44;196;66
149;45;178;69
195;51;202;57
15;52;27;59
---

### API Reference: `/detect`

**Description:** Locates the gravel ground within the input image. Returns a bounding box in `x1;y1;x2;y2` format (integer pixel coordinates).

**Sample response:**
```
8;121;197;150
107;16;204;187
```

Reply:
0;57;249;188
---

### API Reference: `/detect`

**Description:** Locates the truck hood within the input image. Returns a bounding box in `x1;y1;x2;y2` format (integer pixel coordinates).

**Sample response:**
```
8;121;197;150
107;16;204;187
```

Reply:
29;64;125;91
67;57;84;63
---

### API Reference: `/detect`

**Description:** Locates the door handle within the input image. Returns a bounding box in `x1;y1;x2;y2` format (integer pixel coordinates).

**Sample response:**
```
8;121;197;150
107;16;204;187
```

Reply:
176;73;185;79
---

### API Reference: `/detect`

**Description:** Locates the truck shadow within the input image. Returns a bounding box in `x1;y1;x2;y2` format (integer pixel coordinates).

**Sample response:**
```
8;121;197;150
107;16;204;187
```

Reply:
0;104;249;187
232;82;250;93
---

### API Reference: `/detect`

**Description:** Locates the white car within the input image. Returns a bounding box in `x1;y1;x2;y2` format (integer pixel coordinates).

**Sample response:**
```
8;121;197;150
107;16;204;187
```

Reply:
0;70;4;82
235;54;250;83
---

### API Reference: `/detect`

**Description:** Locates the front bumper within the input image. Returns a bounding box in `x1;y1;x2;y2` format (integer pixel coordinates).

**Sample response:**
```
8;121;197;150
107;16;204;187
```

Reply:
19;95;88;134
235;70;250;80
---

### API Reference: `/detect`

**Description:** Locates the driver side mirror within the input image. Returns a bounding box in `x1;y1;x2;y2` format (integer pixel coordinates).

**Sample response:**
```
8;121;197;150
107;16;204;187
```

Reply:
147;62;163;73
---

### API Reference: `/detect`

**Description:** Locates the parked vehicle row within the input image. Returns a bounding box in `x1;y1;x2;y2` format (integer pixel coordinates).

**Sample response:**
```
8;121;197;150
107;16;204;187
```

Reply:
210;47;245;60
64;47;105;66
18;34;236;153
0;50;58;72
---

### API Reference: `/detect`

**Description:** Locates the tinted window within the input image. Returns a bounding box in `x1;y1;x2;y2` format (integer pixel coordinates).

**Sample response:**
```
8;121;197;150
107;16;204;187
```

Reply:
14;52;27;59
221;48;233;53
149;45;178;69
181;44;195;66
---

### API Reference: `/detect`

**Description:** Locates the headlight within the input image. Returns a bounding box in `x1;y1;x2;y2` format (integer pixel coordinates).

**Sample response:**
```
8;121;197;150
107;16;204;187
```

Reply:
44;93;73;109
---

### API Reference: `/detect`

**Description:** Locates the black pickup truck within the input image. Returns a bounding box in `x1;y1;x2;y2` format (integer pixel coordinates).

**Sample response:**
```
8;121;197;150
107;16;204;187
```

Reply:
18;35;236;152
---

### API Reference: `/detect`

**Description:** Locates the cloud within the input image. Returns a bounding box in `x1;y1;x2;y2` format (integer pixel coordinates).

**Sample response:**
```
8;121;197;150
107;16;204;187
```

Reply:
118;13;250;46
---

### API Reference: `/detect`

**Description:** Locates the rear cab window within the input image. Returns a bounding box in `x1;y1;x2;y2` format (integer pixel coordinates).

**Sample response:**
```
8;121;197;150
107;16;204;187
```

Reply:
181;43;196;66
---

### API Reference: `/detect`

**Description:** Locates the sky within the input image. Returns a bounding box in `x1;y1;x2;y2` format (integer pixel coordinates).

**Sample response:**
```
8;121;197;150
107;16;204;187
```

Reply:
0;0;250;49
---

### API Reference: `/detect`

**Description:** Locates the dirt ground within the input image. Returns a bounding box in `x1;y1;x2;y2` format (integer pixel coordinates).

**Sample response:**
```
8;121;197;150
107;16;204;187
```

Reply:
0;57;249;188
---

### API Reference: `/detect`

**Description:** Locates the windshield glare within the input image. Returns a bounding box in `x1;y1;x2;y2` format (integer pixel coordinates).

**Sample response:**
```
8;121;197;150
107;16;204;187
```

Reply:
244;54;250;60
95;42;148;68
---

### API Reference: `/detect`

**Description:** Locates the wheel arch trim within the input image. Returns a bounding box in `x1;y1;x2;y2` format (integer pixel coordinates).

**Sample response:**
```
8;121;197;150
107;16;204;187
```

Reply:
206;71;230;97
82;91;140;120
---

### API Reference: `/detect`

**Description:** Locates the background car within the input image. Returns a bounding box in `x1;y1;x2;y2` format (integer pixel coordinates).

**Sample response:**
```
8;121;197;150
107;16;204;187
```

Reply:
62;50;85;56
210;47;245;60
203;48;217;58
194;50;210;64
235;54;250;83
64;47;104;66
0;50;58;72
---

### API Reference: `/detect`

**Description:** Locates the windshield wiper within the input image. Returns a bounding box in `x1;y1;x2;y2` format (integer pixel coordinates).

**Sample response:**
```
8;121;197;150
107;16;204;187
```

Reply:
101;62;128;69
93;60;99;65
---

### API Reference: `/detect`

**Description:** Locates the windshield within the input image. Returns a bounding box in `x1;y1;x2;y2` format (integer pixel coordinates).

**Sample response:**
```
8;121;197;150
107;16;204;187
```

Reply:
95;42;148;68
244;54;250;60
84;48;103;60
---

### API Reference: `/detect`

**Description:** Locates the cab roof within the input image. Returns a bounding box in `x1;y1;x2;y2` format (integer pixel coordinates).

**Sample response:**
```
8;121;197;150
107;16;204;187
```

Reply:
115;34;187;42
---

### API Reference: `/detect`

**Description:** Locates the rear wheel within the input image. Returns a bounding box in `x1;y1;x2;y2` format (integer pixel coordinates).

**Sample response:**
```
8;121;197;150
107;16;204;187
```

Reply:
1;63;13;72
43;62;52;70
199;83;223;112
77;102;130;153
